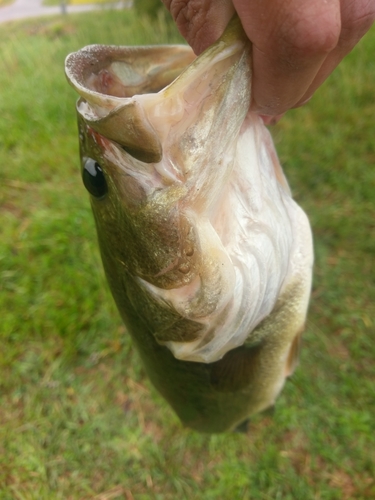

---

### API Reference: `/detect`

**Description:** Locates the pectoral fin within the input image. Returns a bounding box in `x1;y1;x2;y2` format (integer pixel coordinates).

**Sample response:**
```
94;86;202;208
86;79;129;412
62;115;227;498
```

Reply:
285;329;302;377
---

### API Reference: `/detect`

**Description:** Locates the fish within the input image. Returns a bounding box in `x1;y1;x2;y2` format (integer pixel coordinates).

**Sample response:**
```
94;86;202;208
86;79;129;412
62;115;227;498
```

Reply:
65;16;313;433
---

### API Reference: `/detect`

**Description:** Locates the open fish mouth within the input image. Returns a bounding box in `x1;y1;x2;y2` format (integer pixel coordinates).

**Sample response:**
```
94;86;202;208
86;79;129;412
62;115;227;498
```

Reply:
65;16;313;432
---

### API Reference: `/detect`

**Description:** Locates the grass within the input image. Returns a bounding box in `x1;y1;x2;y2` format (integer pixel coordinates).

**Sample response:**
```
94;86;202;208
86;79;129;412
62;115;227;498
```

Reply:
0;9;374;500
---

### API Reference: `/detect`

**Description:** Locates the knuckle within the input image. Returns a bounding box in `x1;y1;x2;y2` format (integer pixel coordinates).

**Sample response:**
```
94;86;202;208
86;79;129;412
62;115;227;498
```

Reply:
167;0;199;29
164;0;206;48
341;1;375;43
164;0;229;55
167;0;190;24
280;4;341;57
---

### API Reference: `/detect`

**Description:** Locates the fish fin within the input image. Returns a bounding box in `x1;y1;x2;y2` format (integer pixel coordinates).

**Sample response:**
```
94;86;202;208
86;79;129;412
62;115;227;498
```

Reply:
285;328;303;377
233;418;250;433
209;343;263;393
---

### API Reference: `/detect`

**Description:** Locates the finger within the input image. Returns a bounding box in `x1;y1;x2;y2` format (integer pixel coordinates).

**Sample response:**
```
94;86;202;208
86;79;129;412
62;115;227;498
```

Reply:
293;0;375;107
233;0;342;115
162;0;235;54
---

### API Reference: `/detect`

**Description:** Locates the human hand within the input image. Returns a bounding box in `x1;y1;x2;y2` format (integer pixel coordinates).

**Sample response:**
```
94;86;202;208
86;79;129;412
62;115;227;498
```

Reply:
162;0;375;120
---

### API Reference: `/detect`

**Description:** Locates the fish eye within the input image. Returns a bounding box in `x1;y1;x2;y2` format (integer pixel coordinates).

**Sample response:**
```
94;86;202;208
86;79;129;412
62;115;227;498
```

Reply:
82;158;107;198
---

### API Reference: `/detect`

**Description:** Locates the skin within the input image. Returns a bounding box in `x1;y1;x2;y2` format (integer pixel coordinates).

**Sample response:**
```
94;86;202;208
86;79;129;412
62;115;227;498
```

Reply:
162;0;375;121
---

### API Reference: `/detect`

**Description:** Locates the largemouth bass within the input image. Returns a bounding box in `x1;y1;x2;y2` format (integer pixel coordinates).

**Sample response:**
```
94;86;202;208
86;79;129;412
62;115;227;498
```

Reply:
65;16;313;433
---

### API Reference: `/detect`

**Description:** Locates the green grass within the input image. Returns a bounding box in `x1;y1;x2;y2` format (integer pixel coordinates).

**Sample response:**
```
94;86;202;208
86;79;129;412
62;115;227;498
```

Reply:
1;10;374;500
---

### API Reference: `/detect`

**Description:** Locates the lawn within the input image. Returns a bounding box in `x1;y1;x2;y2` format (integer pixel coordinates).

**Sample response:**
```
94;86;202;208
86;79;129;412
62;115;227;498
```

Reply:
0;9;374;500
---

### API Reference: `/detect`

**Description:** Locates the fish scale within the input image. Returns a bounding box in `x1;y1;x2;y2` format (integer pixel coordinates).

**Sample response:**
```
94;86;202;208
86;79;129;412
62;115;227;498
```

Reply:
65;16;313;433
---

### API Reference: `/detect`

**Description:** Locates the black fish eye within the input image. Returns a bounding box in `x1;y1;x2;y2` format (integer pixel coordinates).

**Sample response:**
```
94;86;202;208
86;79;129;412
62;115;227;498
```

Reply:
82;158;107;198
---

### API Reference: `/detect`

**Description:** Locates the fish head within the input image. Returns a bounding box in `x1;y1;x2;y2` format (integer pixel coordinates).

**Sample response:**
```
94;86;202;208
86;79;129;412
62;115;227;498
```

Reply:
66;16;254;298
